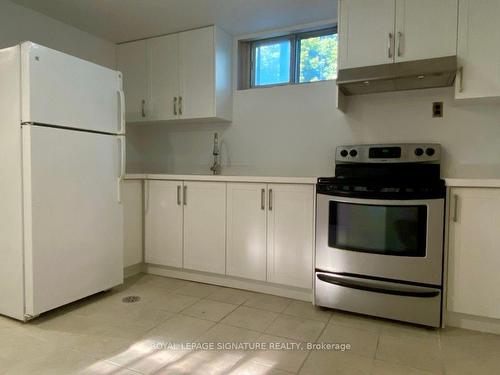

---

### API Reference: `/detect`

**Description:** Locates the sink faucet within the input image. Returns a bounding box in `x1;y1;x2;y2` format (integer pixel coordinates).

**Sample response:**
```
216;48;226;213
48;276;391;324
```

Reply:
210;132;221;175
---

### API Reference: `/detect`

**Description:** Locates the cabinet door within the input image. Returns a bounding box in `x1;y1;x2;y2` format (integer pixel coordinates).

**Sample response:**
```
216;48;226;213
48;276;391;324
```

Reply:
145;180;183;268
447;188;500;319
455;0;500;99
117;40;149;122
339;0;396;69
395;0;457;62
148;34;180;121
226;183;267;281
123;180;143;267
267;184;314;289
183;182;226;274
179;27;216;119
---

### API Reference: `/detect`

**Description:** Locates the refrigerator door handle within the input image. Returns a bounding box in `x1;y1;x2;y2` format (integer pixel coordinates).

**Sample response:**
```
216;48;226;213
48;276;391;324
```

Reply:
316;272;440;298
118;90;126;134
117;136;126;204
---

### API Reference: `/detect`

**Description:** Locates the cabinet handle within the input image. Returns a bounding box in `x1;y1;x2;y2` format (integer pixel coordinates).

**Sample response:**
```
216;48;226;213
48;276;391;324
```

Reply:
141;99;146;118
183;185;187;205
177;185;181;205
458;67;464;93
173;97;178;116
261;188;265;210
144;180;150;213
388;33;393;59
453;194;459;222
269;189;273;211
179;96;183;116
397;32;403;57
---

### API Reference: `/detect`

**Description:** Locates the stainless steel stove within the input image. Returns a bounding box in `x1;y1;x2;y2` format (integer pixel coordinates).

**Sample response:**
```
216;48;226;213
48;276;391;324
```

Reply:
314;144;445;327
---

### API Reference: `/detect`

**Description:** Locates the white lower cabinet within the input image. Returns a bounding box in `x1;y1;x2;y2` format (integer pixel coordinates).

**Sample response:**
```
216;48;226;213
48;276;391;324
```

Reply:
226;183;267;281
145;180;183;268
122;180;144;267
183;181;226;274
144;179;314;290
267;184;315;289
447;187;500;319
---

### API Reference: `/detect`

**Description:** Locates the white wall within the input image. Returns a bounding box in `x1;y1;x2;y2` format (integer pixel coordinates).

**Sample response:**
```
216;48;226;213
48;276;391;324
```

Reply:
0;0;116;68
126;80;500;177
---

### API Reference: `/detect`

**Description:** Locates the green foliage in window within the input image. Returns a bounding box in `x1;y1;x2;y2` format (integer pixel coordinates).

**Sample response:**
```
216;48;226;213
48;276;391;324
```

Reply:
299;34;338;83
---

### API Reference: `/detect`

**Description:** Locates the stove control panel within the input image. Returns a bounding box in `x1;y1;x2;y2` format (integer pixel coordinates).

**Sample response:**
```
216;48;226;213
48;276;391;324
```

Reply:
336;144;441;163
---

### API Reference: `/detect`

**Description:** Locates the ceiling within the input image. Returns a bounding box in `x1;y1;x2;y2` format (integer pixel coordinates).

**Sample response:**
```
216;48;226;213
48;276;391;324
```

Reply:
12;0;337;43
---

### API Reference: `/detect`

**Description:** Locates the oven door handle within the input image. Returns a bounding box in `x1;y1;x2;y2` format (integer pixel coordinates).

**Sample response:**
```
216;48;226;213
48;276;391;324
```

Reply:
316;273;440;298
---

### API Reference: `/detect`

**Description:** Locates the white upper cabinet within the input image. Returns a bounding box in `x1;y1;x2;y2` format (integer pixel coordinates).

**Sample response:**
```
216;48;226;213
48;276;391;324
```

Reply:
267;184;314;289
395;0;458;62
339;0;396;69
117;40;149;123
447;188;500;319
339;0;458;69
144;180;184;268
226;183;267;281
117;26;232;123
148;34;179;121
455;0;500;100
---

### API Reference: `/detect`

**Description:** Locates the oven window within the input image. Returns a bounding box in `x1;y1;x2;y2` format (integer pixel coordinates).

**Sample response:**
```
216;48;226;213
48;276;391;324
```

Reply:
328;202;427;256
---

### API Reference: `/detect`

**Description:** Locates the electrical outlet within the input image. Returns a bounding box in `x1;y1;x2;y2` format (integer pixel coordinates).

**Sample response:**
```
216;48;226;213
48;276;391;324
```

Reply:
432;102;443;118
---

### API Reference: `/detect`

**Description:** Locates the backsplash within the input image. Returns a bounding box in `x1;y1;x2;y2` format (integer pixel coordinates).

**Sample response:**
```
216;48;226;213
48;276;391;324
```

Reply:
126;81;500;177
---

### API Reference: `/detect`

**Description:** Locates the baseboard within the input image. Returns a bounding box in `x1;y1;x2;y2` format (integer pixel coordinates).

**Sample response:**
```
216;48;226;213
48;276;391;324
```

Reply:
145;264;312;302
124;263;144;278
445;311;500;334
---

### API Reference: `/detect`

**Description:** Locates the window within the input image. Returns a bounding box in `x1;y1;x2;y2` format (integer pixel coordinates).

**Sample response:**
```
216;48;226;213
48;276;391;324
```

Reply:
239;27;337;89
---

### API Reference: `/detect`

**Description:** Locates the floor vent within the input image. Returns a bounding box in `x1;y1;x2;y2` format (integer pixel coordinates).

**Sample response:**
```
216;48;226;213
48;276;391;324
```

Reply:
122;296;141;303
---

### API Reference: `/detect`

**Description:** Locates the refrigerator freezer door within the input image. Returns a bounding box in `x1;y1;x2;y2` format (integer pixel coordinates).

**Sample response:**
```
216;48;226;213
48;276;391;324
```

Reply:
22;125;124;316
21;42;125;135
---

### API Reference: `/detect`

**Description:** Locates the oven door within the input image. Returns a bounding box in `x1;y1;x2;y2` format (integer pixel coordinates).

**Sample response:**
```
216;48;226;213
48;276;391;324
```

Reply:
315;194;444;285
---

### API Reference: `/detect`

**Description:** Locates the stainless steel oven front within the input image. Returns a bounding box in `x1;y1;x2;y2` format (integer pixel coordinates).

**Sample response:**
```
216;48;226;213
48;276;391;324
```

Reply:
315;194;445;285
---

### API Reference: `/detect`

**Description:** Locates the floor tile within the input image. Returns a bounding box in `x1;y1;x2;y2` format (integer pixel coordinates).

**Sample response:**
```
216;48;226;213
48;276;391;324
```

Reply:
130;274;191;292
299;350;373;375
245;334;310;373
108;314;214;374
174;282;223;298
206;287;256;305
283;300;332;323
199;323;261;344
371;359;440;375
243;293;291;313
440;327;500;375
376;333;444;373
221;306;279;332
228;359;295;375
156;349;246;375
265;315;325;342
181;299;238;322
145;292;200;313
329;310;389;333
143;314;215;344
318;322;379;358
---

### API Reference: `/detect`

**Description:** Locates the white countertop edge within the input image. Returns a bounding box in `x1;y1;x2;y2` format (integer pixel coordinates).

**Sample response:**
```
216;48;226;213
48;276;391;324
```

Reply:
444;178;500;188
125;173;317;184
125;174;500;187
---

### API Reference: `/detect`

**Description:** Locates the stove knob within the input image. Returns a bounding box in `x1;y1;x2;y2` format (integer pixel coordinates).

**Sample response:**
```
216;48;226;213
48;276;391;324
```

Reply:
340;150;349;157
426;147;436;156
414;148;424;156
349;149;358;157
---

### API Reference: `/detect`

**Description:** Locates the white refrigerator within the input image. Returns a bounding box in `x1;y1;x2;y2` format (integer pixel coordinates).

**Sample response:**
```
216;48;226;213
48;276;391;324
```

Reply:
0;42;125;321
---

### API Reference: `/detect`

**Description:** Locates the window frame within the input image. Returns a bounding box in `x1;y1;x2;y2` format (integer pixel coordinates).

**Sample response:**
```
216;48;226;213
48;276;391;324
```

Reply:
247;26;337;89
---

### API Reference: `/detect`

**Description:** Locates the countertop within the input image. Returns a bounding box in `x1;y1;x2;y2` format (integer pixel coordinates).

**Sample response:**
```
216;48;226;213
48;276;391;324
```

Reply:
125;165;500;188
124;173;317;184
443;165;500;188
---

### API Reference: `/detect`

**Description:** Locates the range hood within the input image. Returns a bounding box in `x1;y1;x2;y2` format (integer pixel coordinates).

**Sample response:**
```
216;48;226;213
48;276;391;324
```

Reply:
337;56;457;96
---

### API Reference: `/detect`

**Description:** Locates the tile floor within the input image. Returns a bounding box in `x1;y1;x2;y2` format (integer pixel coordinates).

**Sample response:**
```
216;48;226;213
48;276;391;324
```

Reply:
0;274;499;374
